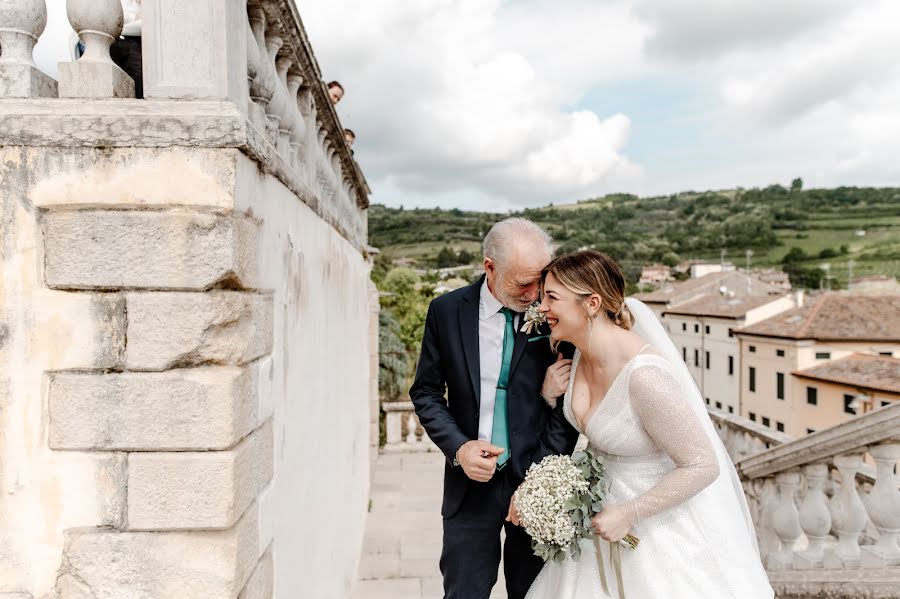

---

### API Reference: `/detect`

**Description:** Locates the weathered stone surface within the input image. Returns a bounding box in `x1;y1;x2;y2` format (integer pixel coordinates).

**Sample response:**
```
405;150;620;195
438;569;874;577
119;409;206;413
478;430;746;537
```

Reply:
43;210;258;290
125;291;273;370
29;147;241;211
49;367;257;451
0;64;57;99
56;502;259;599
28;291;125;370
127;421;273;530
0;99;245;148
58;61;135;99
237;547;273;599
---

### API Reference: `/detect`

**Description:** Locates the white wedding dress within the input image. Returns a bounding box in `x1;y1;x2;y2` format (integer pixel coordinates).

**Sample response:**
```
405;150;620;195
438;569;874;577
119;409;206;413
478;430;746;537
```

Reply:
525;300;773;599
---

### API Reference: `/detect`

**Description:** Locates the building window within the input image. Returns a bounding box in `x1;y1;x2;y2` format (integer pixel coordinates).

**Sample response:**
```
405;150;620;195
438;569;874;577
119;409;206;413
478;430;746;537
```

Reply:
728;330;734;338
807;428;816;434
728;355;734;376
777;373;785;400
694;324;699;333
844;393;856;415
694;349;699;366
705;351;710;369
762;416;770;427
776;422;785;432
879;352;893;357
749;412;756;422
682;347;687;361
816;352;831;360
715;401;722;409
705;325;710;334
749;367;756;392
749;345;757;353
705;397;710;405
776;349;785;357
807;387;818;405
728;406;734;414
682;323;687;331
882;401;892;407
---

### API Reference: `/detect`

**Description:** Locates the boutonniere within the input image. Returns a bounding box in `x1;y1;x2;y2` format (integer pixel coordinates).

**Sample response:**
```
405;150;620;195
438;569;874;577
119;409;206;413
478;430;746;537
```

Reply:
520;301;547;334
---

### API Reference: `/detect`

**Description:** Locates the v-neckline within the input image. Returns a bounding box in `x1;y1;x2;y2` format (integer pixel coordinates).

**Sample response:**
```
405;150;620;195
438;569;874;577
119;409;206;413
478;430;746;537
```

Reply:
568;344;651;432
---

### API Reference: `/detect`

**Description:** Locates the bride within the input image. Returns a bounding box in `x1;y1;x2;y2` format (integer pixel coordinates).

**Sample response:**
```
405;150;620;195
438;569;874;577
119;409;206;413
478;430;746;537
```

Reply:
520;250;773;599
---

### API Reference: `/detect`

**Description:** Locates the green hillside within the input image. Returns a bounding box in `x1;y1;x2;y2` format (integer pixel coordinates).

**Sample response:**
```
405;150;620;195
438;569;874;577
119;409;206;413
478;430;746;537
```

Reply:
369;184;900;289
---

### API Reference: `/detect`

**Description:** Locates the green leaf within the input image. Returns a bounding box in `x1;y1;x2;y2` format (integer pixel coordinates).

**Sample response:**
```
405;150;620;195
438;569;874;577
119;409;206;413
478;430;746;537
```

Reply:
591;501;604;513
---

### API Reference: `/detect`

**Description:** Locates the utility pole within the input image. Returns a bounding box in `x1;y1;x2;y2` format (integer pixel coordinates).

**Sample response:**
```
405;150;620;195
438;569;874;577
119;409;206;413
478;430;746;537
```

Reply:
745;249;753;293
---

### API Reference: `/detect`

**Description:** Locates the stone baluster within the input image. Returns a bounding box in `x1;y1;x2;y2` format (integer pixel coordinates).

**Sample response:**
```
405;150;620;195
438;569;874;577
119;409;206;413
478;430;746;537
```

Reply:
861;442;900;567
296;88;313;178
274;55;295;157
405;414;419;444
769;469;803;570
0;0;58;98
824;453;868;569
287;72;307;168
755;477;780;562
246;10;272;134
385;407;403;446
263;30;285;144
795;462;831;568
59;0;134;98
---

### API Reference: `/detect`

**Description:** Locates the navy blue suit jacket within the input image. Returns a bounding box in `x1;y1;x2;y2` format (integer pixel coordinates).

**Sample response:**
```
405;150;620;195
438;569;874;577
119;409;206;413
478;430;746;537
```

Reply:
410;276;579;517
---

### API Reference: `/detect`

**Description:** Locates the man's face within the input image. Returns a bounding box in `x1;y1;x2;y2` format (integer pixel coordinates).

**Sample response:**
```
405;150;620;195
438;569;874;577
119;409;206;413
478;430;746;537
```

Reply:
485;243;551;312
344;131;355;146
329;85;344;104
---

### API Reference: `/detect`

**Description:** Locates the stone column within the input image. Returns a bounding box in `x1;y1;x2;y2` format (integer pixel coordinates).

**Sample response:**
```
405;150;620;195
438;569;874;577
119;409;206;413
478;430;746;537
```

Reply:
142;0;249;106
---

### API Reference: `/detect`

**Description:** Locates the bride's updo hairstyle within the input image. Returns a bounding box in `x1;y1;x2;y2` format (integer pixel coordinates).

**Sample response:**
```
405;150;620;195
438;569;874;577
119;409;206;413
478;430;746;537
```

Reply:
542;250;634;330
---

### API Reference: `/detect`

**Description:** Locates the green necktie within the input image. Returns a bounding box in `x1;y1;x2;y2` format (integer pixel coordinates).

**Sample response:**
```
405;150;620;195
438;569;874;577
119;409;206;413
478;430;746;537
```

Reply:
492;307;515;468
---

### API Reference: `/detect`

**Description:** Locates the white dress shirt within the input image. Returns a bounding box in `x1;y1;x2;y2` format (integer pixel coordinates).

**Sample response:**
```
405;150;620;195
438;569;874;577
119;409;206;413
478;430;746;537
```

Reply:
478;281;519;442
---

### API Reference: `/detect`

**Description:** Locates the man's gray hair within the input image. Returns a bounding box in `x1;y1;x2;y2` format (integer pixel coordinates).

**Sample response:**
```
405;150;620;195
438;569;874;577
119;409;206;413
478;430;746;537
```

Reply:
483;217;555;267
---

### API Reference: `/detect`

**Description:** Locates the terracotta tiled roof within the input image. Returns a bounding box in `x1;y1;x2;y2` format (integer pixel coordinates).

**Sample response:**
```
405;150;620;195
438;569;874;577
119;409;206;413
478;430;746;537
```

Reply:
792;353;900;395
663;294;787;319
633;271;785;306
735;293;900;341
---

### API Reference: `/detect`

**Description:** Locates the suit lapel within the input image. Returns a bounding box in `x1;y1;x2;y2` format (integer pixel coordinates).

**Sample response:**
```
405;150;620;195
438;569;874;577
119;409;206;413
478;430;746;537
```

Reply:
458;277;482;407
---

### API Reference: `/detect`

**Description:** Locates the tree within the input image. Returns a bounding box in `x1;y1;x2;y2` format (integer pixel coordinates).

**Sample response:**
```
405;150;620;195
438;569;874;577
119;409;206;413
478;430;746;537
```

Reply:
378;312;410;401
436;246;456;268
781;247;808;264
457;248;475;264
791;177;803;192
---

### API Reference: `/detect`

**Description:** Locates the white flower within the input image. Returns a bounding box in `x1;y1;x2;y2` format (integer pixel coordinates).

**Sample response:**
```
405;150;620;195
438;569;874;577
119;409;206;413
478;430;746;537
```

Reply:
520;301;547;334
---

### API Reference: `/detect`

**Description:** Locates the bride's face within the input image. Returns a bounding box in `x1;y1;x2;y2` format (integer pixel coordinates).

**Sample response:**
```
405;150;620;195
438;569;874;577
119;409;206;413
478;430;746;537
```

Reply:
539;272;593;342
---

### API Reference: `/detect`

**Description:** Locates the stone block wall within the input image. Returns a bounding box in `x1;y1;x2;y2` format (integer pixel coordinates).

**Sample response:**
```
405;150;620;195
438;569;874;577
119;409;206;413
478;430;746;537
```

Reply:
0;144;371;598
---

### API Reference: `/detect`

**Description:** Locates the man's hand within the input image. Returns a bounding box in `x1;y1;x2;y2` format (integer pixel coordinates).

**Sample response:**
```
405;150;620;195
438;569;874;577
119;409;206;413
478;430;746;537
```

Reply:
456;440;504;482
541;353;572;405
505;493;521;526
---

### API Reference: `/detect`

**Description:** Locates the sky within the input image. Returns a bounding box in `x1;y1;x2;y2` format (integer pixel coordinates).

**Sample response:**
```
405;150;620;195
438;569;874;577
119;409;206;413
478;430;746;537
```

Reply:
298;0;900;210
32;1;900;211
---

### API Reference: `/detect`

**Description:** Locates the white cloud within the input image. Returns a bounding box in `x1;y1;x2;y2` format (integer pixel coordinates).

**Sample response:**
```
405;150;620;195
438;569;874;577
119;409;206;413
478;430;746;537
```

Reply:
298;0;646;207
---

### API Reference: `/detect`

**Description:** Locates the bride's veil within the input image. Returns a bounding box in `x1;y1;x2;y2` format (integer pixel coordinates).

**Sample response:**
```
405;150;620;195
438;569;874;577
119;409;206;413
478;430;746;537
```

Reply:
625;297;761;555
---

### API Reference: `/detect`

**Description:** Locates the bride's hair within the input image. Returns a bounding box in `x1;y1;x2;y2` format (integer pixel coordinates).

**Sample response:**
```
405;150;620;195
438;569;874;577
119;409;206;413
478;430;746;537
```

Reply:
542;250;634;330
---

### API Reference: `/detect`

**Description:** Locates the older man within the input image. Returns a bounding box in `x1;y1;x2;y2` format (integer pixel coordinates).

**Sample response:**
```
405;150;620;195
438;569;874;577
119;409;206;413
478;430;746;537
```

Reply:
411;218;579;599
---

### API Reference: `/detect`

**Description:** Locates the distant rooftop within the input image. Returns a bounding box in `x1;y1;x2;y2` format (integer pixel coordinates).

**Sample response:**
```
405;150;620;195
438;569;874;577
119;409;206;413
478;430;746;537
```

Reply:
793;353;900;395
735;292;900;342
634;270;786;306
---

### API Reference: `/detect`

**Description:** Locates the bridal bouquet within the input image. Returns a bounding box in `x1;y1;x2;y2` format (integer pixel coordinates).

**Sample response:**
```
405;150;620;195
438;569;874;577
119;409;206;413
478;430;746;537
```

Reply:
515;449;639;562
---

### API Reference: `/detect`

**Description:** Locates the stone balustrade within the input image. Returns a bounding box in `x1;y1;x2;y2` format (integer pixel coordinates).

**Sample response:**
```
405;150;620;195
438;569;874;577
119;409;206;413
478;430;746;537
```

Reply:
709;406;794;463
0;0;369;248
382;401;438;454
732;403;900;598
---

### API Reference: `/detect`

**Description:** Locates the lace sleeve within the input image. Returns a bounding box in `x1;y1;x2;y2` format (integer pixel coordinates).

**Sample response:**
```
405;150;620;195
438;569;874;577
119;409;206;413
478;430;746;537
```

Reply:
624;361;720;524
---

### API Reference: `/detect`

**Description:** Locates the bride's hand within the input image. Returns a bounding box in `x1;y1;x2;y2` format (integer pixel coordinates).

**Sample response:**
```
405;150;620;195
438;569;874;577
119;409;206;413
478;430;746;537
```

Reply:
591;503;633;542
